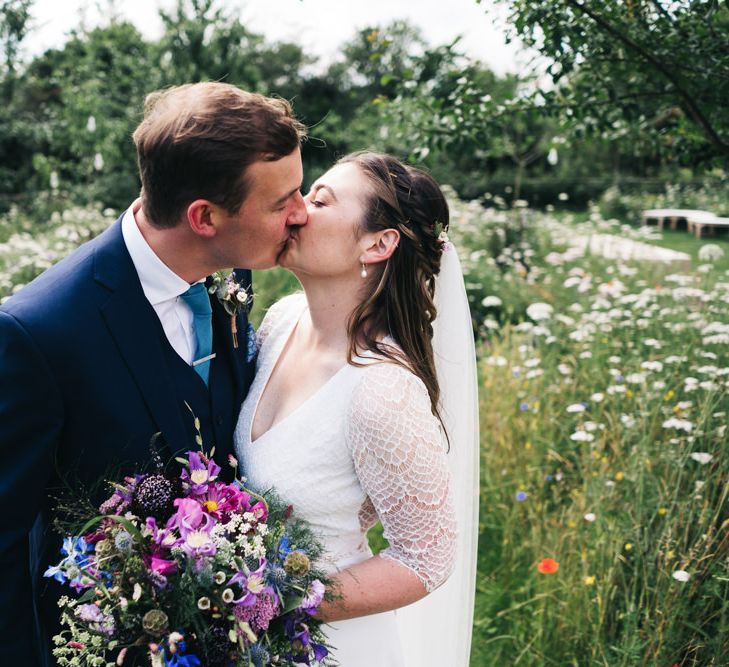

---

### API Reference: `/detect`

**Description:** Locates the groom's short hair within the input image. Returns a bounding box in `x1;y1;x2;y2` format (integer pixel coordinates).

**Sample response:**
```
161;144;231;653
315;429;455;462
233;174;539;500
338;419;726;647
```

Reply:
133;82;307;229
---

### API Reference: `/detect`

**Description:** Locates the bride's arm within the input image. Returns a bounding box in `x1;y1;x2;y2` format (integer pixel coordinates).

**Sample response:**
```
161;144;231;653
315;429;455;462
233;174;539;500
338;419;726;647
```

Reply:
318;363;457;622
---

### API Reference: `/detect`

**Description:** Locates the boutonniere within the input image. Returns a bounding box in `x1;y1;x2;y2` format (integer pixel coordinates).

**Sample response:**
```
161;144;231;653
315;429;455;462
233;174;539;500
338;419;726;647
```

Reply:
208;271;252;349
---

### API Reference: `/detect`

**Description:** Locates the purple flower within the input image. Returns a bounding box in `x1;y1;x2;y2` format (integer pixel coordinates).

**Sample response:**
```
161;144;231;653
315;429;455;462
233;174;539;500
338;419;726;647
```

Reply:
515;491;528;502
229;560;270;607
234;592;280;633
519;402;529;411
180;451;221;495
299;580;325;615
77;604;104;623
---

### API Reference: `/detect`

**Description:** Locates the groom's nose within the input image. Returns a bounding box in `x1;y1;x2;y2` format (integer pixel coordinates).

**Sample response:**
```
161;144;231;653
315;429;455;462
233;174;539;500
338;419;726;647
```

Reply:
286;191;307;227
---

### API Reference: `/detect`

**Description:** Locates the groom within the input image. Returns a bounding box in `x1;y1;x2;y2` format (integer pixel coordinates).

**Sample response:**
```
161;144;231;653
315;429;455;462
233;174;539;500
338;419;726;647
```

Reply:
0;82;307;665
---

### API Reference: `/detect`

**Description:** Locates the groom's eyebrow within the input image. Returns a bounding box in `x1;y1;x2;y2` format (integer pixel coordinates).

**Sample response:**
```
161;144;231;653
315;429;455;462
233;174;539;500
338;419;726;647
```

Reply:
273;186;302;207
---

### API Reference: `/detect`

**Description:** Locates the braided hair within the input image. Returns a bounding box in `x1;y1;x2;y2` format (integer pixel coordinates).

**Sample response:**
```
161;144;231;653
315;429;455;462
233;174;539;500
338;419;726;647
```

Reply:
339;151;449;431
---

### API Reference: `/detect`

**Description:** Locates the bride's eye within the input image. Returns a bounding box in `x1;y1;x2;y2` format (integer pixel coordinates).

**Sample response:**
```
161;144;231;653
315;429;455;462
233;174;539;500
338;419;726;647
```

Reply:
312;199;326;208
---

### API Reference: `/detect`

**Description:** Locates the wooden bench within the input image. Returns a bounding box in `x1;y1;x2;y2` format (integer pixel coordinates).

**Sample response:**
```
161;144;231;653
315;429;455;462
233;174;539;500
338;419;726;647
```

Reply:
688;216;729;239
641;208;716;231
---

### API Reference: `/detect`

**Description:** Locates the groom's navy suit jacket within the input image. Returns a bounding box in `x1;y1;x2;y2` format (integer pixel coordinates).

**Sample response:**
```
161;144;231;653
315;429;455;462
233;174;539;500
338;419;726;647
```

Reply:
0;216;256;665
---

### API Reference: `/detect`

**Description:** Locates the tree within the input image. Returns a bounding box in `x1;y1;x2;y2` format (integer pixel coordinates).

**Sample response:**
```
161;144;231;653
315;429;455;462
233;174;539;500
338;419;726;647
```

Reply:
488;0;729;164
0;0;32;103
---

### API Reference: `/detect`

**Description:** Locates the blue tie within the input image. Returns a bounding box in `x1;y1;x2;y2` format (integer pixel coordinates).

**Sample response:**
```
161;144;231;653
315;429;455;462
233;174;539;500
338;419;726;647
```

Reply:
180;283;213;386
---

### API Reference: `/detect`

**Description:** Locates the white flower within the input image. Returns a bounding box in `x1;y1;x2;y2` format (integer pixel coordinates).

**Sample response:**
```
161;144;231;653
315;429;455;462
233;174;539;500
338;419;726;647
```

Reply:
662;417;693;432
584;513;596;522
86;115;96;132
689;452;713;465
547;148;559;165
526;302;553;321
621;414;636;428
558;192;569;201
197;597;211;610
133;583;142;602
567;403;586;413
486;355;508;367
570;430;594;442
672;570;690;583
222;588;235;603
641;360;663;372
684;377;699;392
50;171;59;190
591;392;604;402
481;295;502;308
607;384;627;395
626;373;646;384
698;243;725;262
93;153;104;171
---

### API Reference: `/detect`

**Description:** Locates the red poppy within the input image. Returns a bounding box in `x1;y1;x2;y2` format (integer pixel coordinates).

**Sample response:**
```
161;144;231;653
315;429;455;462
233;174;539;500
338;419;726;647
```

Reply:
537;558;560;574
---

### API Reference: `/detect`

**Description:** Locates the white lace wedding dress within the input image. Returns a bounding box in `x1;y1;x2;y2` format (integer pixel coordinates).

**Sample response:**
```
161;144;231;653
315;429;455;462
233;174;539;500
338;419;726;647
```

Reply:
233;293;457;666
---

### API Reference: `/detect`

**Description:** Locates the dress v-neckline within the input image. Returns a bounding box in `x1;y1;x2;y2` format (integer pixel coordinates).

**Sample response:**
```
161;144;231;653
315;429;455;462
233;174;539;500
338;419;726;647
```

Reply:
248;302;349;445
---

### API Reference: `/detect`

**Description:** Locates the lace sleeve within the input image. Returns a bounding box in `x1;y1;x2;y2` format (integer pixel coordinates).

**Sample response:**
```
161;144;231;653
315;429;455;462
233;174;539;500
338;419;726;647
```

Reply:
345;362;457;592
255;292;305;350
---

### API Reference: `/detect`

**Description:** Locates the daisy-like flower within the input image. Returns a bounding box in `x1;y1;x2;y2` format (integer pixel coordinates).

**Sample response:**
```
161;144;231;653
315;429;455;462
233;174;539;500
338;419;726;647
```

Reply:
570;430;594;442
689;452;713;465
672;570;690;583
584;513;596;522
566;403;587;413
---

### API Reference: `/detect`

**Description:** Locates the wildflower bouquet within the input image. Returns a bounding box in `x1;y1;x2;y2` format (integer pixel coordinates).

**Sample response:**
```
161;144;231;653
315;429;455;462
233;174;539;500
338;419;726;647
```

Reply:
45;444;332;667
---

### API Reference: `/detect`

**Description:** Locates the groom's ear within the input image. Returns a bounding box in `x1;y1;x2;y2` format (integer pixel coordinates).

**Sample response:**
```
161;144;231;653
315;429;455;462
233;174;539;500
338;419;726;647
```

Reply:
187;199;218;238
360;228;400;266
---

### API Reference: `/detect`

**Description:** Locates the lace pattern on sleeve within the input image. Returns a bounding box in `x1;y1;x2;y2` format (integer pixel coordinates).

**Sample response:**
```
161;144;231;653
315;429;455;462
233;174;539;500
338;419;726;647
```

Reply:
255;292;305;351
346;362;457;592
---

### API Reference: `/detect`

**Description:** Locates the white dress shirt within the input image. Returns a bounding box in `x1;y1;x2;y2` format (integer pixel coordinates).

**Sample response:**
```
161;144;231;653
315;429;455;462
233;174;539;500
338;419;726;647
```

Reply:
121;201;205;365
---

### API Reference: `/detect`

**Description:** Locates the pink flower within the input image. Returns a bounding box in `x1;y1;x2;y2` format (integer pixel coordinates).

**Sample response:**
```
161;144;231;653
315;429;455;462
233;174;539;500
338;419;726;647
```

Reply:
145;555;177;576
166;498;216;558
200;482;250;521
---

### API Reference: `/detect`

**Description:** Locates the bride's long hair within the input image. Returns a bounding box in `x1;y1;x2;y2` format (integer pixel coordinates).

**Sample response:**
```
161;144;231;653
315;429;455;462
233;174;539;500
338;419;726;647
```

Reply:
340;151;449;432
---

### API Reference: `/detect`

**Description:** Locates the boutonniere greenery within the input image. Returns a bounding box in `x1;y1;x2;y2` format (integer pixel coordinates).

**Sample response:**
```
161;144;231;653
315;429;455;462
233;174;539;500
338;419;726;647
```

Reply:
208;271;252;349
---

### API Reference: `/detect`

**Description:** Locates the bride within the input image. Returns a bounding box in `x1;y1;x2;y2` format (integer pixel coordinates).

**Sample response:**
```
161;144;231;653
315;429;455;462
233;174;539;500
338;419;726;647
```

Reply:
234;152;479;666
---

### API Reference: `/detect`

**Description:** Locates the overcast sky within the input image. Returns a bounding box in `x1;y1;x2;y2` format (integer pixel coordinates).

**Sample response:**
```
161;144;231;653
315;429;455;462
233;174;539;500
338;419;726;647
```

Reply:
25;0;528;74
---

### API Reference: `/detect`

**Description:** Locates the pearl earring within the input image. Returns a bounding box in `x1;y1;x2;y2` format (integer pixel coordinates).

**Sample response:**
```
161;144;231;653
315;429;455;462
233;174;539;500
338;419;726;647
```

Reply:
360;263;368;278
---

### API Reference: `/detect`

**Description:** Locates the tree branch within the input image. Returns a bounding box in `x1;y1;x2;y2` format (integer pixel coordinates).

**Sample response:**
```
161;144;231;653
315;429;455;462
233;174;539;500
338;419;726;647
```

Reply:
564;0;729;153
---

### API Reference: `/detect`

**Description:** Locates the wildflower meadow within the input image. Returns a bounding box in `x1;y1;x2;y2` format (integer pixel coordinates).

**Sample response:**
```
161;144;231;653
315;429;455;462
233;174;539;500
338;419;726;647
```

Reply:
3;188;727;665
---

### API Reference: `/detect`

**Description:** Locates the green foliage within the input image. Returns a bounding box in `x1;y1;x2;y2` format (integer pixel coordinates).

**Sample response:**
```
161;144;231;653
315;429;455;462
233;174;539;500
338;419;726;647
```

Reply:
490;0;729;165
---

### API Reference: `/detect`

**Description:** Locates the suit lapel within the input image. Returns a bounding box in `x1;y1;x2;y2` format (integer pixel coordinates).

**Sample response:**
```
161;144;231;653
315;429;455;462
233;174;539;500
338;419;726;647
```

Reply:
94;220;189;455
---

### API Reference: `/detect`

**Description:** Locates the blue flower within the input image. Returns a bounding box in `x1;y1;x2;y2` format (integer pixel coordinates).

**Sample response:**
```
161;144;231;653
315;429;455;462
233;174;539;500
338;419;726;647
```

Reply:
519;402;529;411
515;491;528;502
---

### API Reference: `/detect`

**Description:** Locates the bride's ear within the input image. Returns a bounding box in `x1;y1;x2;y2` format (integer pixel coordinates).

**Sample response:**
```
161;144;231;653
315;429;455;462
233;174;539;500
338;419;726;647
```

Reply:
360;229;400;266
